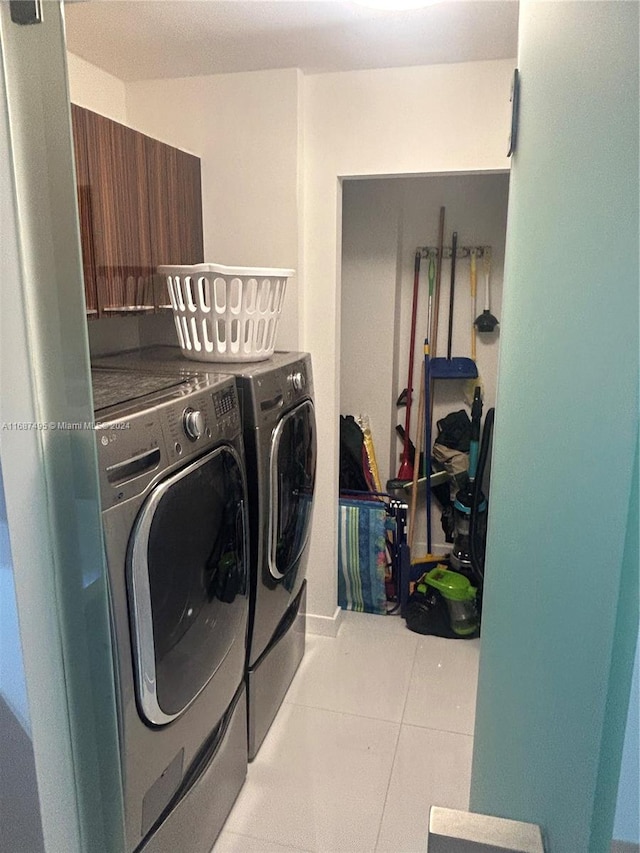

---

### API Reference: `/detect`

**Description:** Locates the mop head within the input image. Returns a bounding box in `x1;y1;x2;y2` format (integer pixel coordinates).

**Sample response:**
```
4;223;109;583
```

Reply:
408;557;449;597
411;554;447;567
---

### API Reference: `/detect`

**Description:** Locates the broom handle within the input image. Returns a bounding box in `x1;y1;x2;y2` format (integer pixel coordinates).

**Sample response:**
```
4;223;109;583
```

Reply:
427;253;436;347
424;339;433;554
429;207;446;439
431;207;445;358
484;250;492;310
402;251;422;467
408;358;425;552
470;249;477;360
447;232;458;360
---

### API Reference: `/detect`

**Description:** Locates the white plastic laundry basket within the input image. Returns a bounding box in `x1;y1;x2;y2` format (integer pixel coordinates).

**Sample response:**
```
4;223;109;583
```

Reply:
159;263;294;363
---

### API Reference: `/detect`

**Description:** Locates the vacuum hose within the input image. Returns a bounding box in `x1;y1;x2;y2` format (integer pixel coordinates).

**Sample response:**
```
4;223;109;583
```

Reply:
469;406;495;586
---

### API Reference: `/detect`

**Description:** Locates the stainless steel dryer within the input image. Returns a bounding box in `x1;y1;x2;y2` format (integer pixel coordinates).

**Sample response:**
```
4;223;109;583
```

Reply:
93;348;317;760
224;352;316;759
92;367;249;853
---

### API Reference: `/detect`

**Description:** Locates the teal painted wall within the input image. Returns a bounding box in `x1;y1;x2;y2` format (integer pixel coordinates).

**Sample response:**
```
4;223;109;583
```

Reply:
592;438;639;849
613;638;640;843
470;3;639;852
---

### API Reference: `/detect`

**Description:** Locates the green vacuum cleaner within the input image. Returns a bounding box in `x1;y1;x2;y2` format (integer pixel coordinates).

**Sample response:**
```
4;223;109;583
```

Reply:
422;567;479;637
405;565;479;638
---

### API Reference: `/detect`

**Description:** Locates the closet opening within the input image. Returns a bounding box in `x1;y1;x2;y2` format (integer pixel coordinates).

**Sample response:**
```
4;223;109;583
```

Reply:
338;171;509;631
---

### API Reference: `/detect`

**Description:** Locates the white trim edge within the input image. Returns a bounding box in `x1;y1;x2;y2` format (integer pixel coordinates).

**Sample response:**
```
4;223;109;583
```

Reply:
306;606;343;638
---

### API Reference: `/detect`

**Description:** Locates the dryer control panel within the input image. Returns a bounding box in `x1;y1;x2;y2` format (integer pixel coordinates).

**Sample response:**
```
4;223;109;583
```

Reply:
261;355;313;429
228;353;314;431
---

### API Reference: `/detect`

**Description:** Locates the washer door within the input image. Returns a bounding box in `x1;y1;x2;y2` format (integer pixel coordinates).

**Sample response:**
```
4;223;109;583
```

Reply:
129;445;248;726
269;400;317;581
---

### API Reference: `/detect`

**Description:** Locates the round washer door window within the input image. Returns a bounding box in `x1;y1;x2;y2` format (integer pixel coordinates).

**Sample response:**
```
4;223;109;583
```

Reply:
269;400;317;580
129;445;248;726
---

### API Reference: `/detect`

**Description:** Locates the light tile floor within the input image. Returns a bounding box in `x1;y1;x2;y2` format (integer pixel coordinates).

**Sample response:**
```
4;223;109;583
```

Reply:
213;611;480;853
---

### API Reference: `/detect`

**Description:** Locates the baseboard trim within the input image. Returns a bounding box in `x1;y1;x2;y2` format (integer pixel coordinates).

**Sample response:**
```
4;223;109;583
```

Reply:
611;842;640;853
306;606;343;637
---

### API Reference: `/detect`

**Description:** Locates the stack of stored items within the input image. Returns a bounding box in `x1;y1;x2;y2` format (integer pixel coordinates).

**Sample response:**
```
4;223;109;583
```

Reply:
393;207;498;563
338;416;409;614
403;398;495;639
337;493;408;615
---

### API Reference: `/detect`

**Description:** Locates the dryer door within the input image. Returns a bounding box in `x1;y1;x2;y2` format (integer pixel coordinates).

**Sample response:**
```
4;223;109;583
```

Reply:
129;445;248;726
269;399;317;581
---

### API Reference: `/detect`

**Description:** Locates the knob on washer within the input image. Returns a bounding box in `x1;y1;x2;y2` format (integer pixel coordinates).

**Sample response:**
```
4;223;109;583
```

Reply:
183;407;204;440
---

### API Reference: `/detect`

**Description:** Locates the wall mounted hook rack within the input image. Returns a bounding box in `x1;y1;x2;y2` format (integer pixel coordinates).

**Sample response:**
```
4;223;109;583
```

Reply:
418;245;492;260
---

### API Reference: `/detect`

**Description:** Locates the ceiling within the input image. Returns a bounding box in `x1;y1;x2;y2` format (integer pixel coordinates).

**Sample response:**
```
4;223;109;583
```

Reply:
64;1;519;82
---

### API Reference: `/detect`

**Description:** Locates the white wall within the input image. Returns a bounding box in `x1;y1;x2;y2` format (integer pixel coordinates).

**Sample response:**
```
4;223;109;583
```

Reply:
125;68;303;352
66;52;127;123
304;60;514;618
340;179;402;486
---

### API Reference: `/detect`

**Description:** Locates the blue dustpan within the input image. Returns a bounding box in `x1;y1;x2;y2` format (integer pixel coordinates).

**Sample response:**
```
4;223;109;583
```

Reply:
431;231;478;381
429;356;478;379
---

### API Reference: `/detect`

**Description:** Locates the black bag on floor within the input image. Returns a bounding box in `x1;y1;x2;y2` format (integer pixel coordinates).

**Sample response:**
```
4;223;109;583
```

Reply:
339;415;369;492
405;587;474;639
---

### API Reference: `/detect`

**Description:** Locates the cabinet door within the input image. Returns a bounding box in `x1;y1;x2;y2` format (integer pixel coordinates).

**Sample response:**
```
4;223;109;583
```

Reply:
146;137;204;307
174;147;204;264
84;110;154;311
70;104;98;316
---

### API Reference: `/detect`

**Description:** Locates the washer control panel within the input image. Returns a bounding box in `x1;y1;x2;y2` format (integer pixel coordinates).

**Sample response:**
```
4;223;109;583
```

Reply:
162;381;240;464
96;374;241;507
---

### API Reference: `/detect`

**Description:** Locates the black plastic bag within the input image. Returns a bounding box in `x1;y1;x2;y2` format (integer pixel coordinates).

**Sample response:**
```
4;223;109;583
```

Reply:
339;415;369;492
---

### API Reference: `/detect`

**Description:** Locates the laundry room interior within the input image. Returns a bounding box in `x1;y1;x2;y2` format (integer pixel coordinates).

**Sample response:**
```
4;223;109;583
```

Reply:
1;3;638;853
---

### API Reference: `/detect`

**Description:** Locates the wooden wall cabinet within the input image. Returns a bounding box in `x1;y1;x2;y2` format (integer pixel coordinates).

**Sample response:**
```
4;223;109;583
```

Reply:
70;105;204;318
145;136;204;308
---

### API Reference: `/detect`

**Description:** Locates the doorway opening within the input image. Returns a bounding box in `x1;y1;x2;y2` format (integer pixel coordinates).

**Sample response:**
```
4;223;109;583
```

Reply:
338;170;509;610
